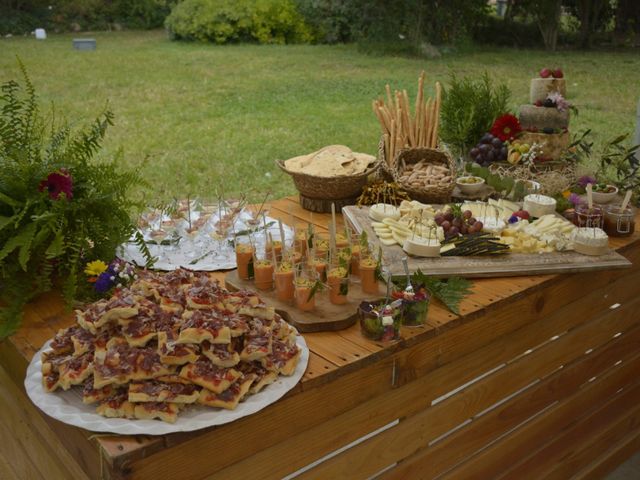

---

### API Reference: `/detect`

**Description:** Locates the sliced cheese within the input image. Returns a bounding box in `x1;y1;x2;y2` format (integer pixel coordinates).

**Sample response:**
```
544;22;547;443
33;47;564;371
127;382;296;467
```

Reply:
403;237;441;257
369;204;401;222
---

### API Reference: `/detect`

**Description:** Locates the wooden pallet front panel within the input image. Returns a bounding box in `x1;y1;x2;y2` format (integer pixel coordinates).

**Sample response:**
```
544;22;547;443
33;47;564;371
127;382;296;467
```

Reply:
296;297;640;479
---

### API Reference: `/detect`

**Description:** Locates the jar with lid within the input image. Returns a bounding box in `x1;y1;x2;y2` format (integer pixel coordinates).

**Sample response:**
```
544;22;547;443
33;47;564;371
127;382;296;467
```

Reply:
574;204;604;229
603;205;636;237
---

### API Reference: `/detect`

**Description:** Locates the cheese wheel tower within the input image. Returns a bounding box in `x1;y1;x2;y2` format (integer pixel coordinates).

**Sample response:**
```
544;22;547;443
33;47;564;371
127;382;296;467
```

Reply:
517;69;570;161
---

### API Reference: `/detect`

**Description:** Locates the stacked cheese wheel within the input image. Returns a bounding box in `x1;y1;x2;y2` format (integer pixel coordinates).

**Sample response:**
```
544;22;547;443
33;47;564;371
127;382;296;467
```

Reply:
41;269;301;423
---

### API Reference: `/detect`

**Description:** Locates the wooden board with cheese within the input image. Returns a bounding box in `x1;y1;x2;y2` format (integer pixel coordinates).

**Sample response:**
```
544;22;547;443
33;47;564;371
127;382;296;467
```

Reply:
343;204;632;278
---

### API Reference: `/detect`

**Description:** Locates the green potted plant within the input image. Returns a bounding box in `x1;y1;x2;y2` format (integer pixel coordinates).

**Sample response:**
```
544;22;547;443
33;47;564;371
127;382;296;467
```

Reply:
0;61;152;338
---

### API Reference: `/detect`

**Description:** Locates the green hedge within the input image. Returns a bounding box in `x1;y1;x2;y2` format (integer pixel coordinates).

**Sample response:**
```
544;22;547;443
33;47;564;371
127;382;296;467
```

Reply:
1;0;173;35
165;0;314;44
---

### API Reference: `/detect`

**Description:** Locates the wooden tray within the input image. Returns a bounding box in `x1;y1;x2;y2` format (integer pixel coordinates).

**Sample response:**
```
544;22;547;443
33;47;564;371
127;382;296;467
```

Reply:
342;205;632;278
225;270;386;333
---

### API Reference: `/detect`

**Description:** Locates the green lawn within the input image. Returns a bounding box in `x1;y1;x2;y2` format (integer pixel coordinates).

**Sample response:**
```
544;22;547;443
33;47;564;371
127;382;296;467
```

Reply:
1;30;639;202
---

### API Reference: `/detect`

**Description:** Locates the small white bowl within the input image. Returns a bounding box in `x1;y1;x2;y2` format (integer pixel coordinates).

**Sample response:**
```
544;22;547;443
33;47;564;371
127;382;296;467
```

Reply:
456;176;485;195
591;185;619;204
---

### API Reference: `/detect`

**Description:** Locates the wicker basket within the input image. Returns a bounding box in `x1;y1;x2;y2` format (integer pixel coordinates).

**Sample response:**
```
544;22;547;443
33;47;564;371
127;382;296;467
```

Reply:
393;147;456;204
376;137;395;182
275;158;380;200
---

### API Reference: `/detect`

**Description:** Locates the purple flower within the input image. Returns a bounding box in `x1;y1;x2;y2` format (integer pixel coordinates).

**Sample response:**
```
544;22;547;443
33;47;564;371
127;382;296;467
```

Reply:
547;92;571;112
568;193;585;207
94;272;114;293
577;175;596;188
38;169;73;200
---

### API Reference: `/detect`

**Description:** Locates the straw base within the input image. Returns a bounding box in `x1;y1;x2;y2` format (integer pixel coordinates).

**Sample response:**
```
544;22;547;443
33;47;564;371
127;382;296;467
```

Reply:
299;194;359;213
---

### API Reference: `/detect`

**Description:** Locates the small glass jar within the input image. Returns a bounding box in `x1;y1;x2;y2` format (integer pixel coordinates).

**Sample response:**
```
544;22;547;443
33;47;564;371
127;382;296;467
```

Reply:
399;294;430;327
574;204;604;229
603;205;636;237
358;301;400;342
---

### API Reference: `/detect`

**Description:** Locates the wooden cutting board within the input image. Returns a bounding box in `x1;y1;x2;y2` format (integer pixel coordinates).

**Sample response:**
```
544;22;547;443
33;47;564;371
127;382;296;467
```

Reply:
343;205;632;278
225;270;386;333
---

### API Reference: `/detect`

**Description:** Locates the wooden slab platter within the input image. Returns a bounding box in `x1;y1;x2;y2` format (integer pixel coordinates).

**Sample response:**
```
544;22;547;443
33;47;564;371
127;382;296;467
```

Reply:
225;270;386;333
342;205;632;278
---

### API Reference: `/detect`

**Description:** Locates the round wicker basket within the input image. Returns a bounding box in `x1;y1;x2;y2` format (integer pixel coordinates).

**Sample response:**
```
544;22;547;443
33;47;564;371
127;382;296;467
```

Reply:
393;147;456;204
275;158;380;200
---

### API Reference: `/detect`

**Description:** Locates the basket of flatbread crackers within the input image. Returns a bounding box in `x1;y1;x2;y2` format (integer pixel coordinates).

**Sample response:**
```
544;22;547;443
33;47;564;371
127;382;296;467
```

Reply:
40;268;302;423
276;145;379;202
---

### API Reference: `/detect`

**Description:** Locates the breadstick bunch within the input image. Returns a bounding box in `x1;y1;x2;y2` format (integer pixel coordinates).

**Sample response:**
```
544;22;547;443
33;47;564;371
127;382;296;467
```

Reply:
372;71;442;168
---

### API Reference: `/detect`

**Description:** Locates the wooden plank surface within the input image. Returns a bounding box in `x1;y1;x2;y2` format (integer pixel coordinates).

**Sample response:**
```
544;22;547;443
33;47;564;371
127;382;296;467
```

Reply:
294;297;640;479
343;205;634;277
0;195;638;480
381;340;640;480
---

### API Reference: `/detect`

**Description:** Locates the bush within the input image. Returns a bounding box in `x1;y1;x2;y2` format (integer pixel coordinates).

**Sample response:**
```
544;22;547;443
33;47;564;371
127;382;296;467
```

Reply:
295;0;359;43
166;0;313;44
471;16;543;47
0;0;173;35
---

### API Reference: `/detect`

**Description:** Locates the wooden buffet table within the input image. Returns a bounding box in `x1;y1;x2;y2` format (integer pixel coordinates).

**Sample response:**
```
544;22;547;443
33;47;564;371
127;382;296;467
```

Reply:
1;196;639;480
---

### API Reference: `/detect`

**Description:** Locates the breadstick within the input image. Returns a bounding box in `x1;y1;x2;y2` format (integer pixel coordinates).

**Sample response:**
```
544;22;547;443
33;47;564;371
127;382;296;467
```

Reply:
385;84;393;110
373;101;386;133
415;72;424;142
423;98;432;148
431;81;442;148
428;99;437;148
402;89;415;147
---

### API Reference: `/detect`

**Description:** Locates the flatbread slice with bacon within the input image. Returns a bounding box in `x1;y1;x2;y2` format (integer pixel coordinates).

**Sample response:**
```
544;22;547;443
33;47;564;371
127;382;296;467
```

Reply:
239;362;278;394
128;379;200;404
201;341;240;368
82;381;115;405
157;330;199;365
261;338;301;376
198;374;256;410
179;359;241;394
134;402;181;423
96;388;135;419
58;352;94;390
177;310;231;345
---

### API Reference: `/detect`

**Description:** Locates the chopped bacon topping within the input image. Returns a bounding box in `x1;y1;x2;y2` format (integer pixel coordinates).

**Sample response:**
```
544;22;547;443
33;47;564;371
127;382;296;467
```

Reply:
136;380;198;398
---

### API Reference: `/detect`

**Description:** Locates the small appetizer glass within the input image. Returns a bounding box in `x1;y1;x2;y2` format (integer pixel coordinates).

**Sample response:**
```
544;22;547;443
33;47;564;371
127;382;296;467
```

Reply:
359;255;379;295
327;265;349;305
274;261;295;302
358;301;401;342
253;255;274;291
395;287;430;327
235;237;254;280
294;277;316;312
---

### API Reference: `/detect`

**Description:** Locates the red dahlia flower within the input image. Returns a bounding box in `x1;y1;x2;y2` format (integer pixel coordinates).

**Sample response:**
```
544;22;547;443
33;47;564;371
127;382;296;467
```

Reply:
38;169;73;200
490;114;522;142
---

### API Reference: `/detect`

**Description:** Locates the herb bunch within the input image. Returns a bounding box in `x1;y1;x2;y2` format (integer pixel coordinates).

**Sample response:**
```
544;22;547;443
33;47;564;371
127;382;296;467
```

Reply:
440;73;511;158
0;61;152;338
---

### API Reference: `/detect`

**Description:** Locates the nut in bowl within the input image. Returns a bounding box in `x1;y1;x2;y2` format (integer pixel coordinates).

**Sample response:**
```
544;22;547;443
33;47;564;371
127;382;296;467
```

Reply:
591;184;619;204
456;176;485;195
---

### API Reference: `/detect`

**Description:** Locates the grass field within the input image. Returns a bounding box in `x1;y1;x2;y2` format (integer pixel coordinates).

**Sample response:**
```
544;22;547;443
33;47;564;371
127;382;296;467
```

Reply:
1;30;639;201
